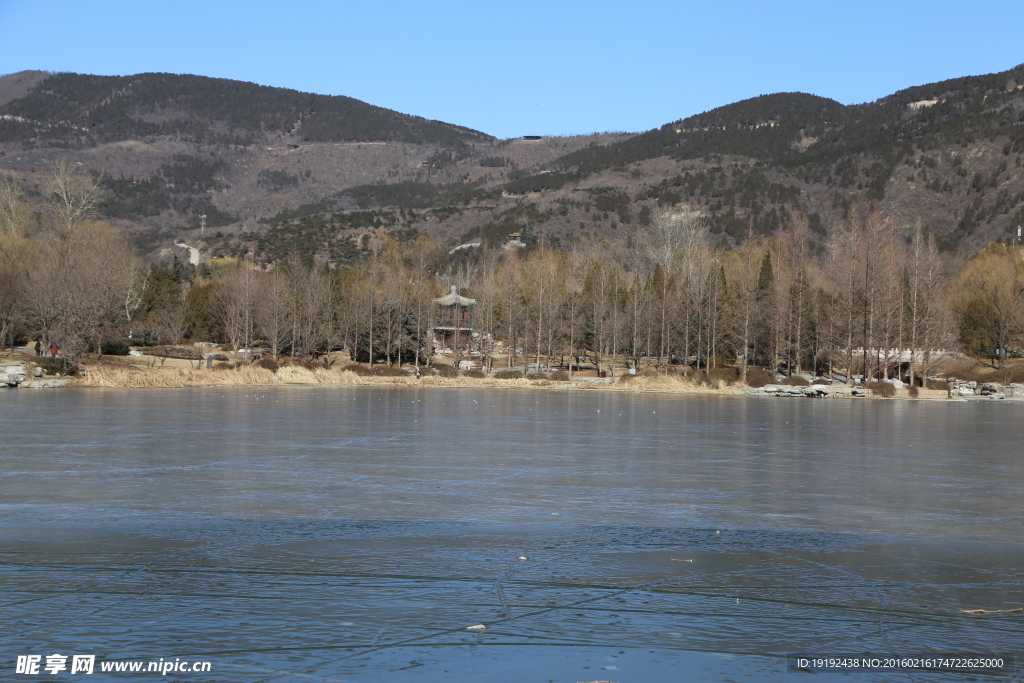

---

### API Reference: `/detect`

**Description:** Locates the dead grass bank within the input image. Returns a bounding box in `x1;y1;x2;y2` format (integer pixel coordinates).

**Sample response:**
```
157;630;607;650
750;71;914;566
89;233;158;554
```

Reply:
75;364;560;390
74;364;731;394
611;373;734;394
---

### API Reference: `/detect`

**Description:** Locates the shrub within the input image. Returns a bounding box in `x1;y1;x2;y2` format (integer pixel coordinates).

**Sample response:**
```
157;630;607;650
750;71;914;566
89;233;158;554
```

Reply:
256;357;280;372
432;364;458;378
865;380;896;397
708;367;740;385
494;370;523;379
463;369;486;378
927;379;949;390
549;370;569;381
908;385;919;397
781;375;810;386
935;357;989;384
213;361;237;371
743;367;774;388
38;357;78;376
371;365;407;377
342;362;406;376
159;346;203;360
525;372;547;380
1003;365;1024;383
100;339;131;356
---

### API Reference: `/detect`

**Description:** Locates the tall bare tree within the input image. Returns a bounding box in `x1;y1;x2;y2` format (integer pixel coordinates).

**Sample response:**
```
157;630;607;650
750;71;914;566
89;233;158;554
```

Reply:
257;267;291;360
45;158;103;242
642;209;704;365
725;231;764;383
219;263;260;351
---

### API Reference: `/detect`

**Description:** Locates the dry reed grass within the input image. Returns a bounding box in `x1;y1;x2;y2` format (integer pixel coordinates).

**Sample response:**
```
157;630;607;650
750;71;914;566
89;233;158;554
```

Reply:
76;364;562;390
933;356;1024;384
76;363;743;395
78;365;277;387
77;365;274;387
611;373;732;394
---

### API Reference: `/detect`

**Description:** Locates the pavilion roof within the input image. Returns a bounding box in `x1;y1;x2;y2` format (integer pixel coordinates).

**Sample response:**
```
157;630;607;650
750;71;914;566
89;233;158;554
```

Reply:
434;285;476;306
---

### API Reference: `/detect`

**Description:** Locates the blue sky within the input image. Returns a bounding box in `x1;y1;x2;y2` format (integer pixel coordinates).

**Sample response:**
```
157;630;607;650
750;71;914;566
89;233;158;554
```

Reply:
2;1;1022;139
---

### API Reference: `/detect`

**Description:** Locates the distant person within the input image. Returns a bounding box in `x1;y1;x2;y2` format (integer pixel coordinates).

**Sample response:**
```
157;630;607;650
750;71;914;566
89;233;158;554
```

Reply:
50;345;58;358
34;341;41;357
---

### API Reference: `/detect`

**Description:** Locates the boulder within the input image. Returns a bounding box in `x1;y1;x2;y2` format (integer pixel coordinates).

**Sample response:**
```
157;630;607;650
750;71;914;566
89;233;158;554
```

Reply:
0;362;27;387
1003;384;1024;398
979;383;1002;396
20;378;70;388
948;380;975;397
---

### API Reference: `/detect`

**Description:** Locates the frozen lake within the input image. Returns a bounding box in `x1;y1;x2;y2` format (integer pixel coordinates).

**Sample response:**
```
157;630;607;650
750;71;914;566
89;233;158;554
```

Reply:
1;387;1022;681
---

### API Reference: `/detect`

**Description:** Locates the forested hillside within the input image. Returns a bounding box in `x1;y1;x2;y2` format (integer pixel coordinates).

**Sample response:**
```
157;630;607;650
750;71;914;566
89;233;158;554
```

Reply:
3;65;1024;264
0;72;492;147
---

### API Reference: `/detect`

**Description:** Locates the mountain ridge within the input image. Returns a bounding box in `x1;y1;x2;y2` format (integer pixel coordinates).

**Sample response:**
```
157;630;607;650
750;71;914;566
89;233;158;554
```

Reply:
2;65;1024;263
0;71;493;146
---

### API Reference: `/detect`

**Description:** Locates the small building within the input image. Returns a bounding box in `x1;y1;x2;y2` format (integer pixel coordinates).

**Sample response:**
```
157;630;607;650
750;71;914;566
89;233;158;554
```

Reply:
505;232;526;249
431;285;476;354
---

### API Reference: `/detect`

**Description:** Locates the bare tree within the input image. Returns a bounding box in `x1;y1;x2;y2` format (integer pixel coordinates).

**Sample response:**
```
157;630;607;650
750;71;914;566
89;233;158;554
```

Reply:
499;251;523;369
44;158;103;241
622;239;650;372
25;220;136;359
257;267;292;360
156;285;189;345
408;235;443;369
468;248;498;370
219;264;260;351
0;176;34;237
725;230;764;383
285;255;331;360
643;209;696;365
563;246;587;376
0;178;32;351
0;267;22;352
824;218;863;383
904;224;952;384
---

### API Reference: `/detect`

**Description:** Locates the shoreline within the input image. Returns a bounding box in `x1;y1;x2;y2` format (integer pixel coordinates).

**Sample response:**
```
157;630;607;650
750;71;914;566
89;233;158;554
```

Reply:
5;356;1017;402
33;364;995;401
67;364;735;394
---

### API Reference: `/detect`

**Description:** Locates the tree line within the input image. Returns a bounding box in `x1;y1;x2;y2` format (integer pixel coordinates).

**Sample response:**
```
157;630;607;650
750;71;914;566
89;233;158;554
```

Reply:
2;163;1023;383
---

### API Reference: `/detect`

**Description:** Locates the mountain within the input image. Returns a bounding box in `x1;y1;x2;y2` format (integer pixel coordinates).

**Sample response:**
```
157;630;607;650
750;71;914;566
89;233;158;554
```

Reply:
2;65;1024;263
0;72;492;147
